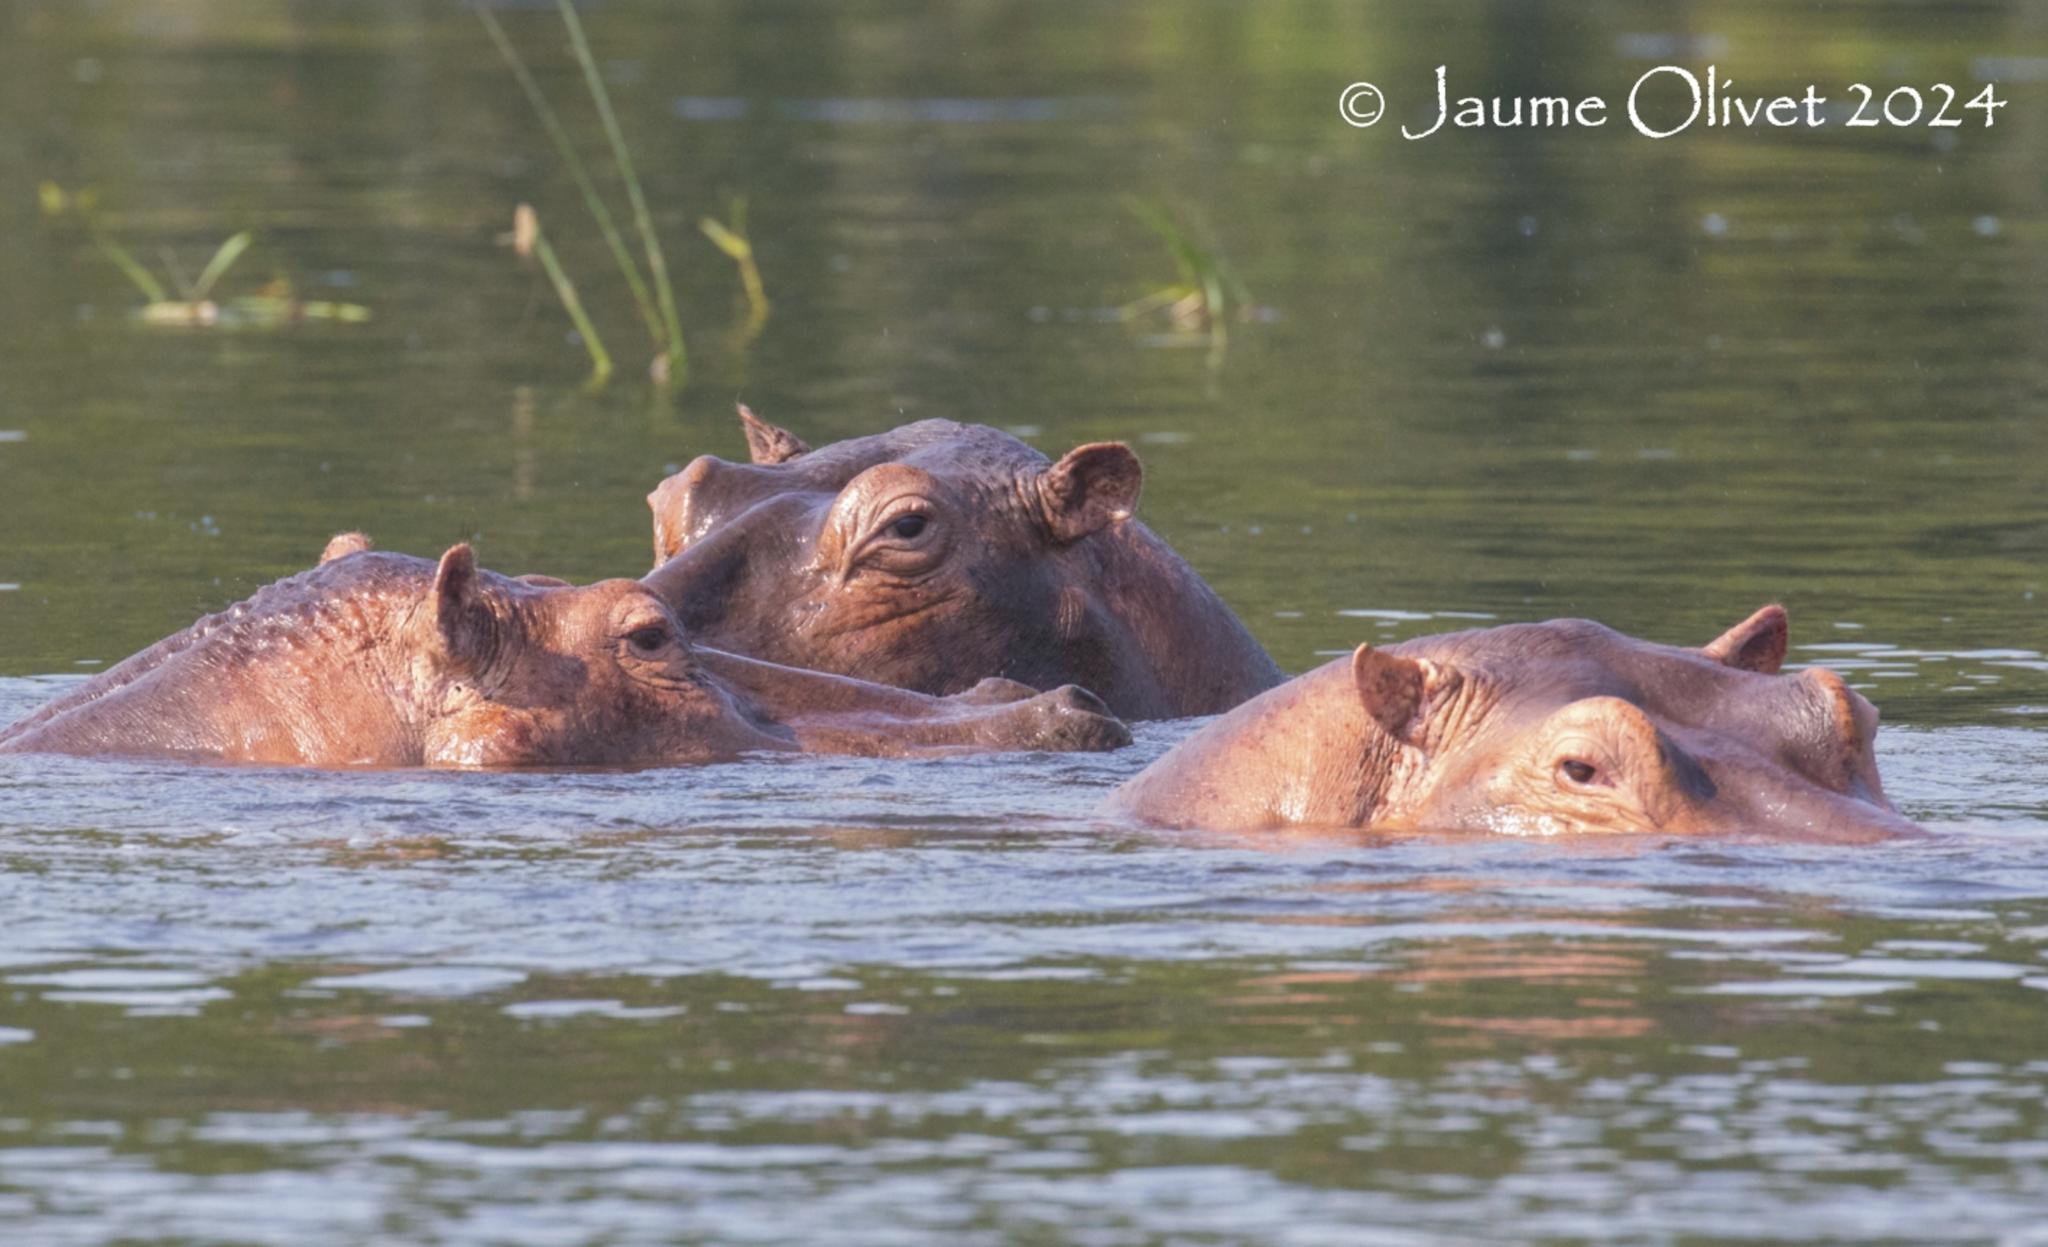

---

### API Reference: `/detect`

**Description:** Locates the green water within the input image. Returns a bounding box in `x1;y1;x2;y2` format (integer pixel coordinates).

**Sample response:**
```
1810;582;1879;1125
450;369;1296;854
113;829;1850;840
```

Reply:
1;2;2046;1243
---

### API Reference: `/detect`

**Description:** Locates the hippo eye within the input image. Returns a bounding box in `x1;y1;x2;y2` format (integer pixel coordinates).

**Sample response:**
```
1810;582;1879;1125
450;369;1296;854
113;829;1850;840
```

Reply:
845;497;943;578
1559;759;1599;786
626;624;671;655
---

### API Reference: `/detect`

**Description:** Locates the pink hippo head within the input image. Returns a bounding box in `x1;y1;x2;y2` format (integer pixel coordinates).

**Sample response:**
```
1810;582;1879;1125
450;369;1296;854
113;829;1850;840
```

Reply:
409;545;775;767
1106;605;1924;842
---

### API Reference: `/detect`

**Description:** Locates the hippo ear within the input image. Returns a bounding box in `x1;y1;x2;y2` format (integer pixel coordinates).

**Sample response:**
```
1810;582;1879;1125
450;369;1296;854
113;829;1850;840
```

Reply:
1350;644;1441;747
1703;604;1788;674
738;404;809;465
431;544;497;676
319;531;372;565
1038;443;1142;544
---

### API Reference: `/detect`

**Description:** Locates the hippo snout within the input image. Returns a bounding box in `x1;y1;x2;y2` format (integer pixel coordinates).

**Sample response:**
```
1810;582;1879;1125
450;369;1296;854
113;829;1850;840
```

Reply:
1019;684;1130;752
1045;684;1112;718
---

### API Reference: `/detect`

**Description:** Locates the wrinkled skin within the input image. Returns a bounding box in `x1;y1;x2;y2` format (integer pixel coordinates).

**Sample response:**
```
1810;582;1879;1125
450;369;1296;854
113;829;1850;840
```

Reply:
1104;605;1925;842
641;407;1283;719
0;539;1128;769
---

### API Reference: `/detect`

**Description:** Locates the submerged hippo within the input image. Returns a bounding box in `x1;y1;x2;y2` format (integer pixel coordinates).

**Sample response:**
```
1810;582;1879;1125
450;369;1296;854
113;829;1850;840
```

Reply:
0;538;1128;768
1104;606;1924;841
641;407;1283;719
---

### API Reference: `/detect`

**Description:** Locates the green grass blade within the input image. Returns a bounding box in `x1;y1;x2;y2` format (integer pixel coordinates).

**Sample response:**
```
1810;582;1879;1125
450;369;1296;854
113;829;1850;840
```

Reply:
190;230;253;302
699;216;748;262
556;0;685;383
1208;245;1251;313
88;230;169;304
1122;195;1203;295
157;246;198;301
1121;195;1251;329
527;212;612;383
701;206;769;334
476;3;667;354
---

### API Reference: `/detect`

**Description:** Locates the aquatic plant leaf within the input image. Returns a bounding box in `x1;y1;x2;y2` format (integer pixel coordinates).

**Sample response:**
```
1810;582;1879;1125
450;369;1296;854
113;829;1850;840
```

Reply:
91;234;170;305
699;216;751;262
515;205;612;384
700;194;769;338
190;231;254;302
555;0;686;384
476;4;668;358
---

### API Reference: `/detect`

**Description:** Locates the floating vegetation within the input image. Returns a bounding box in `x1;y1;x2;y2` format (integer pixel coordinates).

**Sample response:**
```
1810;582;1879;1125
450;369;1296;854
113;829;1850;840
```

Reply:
39;183;370;329
700;193;770;343
478;0;687;386
1119;195;1252;367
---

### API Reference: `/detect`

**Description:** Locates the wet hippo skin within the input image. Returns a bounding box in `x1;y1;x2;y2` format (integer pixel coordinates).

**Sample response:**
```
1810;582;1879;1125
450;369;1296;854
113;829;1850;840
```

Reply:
642;407;1284;720
0;537;1130;768
1104;605;1924;842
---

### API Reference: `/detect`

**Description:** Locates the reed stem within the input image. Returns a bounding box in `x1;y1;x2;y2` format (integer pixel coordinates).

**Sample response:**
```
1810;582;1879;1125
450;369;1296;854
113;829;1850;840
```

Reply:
700;195;769;337
475;4;668;357
555;0;687;384
89;230;168;304
522;205;613;383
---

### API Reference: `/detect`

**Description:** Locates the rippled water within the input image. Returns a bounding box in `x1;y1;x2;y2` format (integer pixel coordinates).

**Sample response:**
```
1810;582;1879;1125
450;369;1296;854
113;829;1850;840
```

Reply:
3;1;2047;1243
5;679;2048;1243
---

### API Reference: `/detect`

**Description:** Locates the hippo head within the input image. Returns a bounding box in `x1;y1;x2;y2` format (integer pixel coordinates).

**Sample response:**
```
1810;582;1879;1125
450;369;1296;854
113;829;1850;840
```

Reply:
415;545;773;767
415;544;1129;767
642;407;1153;704
0;539;1131;768
1350;606;1920;841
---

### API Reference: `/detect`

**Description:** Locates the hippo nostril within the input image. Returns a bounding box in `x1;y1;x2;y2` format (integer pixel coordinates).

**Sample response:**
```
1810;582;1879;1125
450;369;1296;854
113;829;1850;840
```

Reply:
1047;684;1112;717
678;455;727;493
1000;684;1129;751
1083;713;1134;751
648;456;738;564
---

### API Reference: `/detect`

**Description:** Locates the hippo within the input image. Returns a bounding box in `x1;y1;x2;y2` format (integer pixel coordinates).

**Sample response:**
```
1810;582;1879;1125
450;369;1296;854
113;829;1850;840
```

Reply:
0;537;1129;768
1103;606;1924;841
640;407;1284;720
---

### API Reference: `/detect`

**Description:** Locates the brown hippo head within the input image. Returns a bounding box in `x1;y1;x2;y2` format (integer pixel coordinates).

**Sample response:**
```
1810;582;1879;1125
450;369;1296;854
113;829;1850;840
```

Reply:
411;545;776;767
641;407;1282;719
1105;605;1924;842
1;541;1129;768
